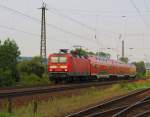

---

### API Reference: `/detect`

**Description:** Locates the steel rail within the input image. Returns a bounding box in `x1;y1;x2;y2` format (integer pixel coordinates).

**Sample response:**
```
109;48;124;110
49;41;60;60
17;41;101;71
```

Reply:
87;106;127;117
135;110;150;117
113;96;150;117
0;80;128;99
0;77;145;91
66;88;150;117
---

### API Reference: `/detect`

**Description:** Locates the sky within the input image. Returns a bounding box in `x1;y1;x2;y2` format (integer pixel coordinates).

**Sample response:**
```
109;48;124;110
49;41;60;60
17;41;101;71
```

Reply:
0;0;150;62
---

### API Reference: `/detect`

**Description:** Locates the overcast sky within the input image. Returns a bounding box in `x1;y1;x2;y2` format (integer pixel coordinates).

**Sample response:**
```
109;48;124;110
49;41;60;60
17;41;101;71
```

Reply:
0;0;150;62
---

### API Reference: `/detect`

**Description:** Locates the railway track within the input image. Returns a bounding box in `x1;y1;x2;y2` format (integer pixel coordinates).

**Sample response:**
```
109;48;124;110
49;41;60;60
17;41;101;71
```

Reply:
0;79;139;113
0;78;148;114
67;88;150;117
0;78;147;99
113;96;150;117
0;79;135;99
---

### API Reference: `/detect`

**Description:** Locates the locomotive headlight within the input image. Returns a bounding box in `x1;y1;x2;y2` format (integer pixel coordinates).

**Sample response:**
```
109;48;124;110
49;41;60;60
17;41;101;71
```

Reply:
49;69;53;71
50;66;57;68
60;66;67;68
64;69;68;71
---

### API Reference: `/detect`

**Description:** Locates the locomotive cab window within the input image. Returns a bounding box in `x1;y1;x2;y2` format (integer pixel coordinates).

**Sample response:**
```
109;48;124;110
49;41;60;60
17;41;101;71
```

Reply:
51;57;67;63
51;57;58;63
59;57;67;63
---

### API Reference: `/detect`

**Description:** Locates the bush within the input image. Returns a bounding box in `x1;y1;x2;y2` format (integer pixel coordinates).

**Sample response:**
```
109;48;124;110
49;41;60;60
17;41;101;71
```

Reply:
17;56;50;86
17;57;45;78
20;74;40;86
132;61;146;77
20;73;50;86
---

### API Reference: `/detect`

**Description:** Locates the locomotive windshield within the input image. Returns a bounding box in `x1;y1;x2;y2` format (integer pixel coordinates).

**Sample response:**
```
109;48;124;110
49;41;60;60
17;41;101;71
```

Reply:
51;56;67;63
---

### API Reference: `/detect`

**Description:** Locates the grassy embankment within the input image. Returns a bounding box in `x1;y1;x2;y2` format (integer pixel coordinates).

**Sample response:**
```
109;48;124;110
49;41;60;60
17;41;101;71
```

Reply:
146;70;150;77
1;78;150;117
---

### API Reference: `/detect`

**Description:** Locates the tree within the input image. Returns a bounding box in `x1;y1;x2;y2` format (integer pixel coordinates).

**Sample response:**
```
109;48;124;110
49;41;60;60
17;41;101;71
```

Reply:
0;39;20;86
132;61;146;76
96;52;110;58
17;56;45;78
88;51;95;55
119;57;129;63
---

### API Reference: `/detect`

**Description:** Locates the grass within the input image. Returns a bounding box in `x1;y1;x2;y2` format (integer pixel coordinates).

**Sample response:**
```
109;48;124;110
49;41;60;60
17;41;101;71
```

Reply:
146;70;150;77
0;112;13;117
19;74;51;86
1;78;150;117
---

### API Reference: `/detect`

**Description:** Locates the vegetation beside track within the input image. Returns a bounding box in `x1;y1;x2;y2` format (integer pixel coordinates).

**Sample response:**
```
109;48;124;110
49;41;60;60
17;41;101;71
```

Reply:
0;39;51;87
0;78;150;117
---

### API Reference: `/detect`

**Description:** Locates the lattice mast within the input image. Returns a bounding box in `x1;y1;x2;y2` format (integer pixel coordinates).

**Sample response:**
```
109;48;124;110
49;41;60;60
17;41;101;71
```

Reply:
40;3;47;64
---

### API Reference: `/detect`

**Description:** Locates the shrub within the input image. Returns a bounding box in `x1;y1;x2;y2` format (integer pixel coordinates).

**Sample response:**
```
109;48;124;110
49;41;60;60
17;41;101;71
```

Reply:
17;57;45;78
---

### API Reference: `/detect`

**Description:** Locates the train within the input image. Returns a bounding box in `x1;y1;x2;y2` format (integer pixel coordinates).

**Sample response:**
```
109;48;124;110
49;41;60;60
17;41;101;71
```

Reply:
48;49;136;83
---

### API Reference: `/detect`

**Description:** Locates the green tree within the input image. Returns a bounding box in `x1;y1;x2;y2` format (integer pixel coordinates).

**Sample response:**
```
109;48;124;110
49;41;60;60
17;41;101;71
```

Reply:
119;57;129;63
132;61;146;76
17;56;45;78
96;52;110;58
88;51;95;55
0;39;20;86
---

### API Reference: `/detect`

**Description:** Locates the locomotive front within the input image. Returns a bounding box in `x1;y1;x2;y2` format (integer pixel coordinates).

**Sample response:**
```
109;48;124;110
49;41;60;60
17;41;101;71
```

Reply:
48;53;70;82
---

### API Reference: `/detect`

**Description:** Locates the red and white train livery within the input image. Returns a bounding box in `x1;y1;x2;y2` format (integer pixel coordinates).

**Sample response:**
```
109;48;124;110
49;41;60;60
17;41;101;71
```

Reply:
48;50;136;82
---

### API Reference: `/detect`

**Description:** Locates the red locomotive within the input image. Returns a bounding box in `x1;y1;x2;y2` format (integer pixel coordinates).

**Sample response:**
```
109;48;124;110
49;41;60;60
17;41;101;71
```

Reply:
48;49;136;83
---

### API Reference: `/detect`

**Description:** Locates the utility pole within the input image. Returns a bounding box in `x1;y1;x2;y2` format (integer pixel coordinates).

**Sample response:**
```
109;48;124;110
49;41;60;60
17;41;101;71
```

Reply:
39;2;47;64
121;16;126;59
122;40;124;58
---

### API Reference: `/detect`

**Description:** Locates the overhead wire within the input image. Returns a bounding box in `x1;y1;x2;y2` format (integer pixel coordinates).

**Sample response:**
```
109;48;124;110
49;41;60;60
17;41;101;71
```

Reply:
49;7;150;17
48;7;96;31
48;6;121;54
0;3;124;51
129;0;150;60
0;3;136;55
144;0;150;12
0;24;75;45
48;7;120;36
0;4;97;46
0;24;39;37
48;7;121;51
129;0;150;30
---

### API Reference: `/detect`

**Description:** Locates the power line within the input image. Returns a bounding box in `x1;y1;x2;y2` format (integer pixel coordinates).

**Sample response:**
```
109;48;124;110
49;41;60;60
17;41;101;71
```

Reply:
49;7;96;31
0;4;119;39
0;3;121;50
48;7;119;48
0;24;76;46
0;4;96;44
129;0;150;30
49;7;150;14
0;24;39;36
49;9;120;37
144;0;150;12
48;7;121;36
0;3;120;54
